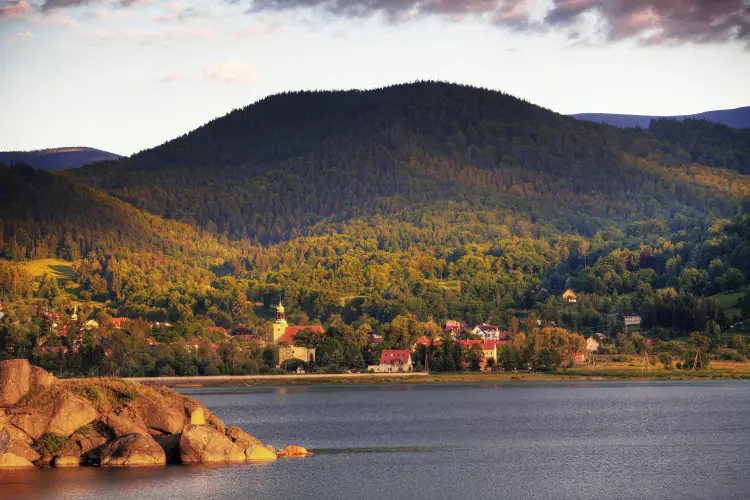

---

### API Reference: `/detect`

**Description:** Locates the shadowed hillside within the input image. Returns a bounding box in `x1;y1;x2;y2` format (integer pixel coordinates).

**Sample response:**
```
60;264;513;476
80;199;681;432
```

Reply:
0;147;123;171
572;106;750;130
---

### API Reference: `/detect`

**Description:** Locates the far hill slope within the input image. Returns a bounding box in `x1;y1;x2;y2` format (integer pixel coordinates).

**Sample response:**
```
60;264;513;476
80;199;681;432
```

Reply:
0;165;238;291
70;81;749;244
0;147;123;171
572;106;750;130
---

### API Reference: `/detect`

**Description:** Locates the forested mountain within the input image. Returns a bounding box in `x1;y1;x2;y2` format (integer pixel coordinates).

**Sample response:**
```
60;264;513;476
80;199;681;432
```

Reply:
71;82;747;243
572;106;750;129
0;147;123;171
2;81;750;354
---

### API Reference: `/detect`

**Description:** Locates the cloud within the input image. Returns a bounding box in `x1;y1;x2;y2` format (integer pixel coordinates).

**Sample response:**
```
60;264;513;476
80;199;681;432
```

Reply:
91;24;213;45
233;0;750;45
6;29;32;41
40;0;149;10
545;0;750;45
155;2;221;22
0;0;32;20
203;60;258;84
154;72;192;83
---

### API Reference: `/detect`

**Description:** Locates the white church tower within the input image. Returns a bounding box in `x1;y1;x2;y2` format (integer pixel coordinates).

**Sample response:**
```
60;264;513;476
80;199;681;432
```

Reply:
273;299;288;342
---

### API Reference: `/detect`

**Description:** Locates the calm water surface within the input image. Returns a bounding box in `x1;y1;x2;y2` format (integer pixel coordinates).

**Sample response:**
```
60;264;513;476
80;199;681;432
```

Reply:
1;381;748;500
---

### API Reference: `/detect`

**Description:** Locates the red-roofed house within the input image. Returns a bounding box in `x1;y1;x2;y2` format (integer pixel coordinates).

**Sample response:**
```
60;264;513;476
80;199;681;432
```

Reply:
110;318;129;329
208;326;228;337
471;324;507;341
369;349;413;373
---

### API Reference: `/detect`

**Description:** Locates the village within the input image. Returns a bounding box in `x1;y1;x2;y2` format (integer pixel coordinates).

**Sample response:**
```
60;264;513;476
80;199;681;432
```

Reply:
1;289;655;376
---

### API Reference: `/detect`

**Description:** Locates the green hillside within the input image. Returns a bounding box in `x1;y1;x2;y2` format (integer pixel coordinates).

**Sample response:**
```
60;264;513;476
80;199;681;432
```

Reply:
1;82;749;343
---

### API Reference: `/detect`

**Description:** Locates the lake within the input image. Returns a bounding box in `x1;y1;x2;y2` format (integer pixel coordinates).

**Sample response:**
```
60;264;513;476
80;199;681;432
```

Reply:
1;381;749;499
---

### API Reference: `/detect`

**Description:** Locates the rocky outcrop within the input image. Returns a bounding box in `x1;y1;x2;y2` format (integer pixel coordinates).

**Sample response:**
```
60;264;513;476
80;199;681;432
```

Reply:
0;359;312;469
0;359;57;406
179;425;246;464
100;434;166;467
47;393;99;437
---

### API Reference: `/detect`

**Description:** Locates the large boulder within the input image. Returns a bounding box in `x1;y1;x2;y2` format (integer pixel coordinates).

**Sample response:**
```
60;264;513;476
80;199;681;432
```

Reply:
246;445;277;462
0;452;34;468
0;428;40;463
226;426;264;448
100;434;166;467
0;360;56;406
283;445;313;457
105;412;149;437
179;424;245;464
53;454;81;467
139;402;184;435
185;405;205;425
10;410;52;440
30;366;57;391
0;359;31;406
47;393;99;437
0;409;33;445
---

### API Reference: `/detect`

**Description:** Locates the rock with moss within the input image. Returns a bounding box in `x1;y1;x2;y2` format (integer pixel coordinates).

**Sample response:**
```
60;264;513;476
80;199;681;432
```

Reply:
0;359;311;469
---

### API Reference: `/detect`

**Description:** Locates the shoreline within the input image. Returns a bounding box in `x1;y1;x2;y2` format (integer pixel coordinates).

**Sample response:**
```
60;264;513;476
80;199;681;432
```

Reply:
85;369;750;388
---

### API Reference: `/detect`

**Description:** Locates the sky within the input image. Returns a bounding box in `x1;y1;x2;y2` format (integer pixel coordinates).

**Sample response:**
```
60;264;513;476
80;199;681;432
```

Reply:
1;0;749;156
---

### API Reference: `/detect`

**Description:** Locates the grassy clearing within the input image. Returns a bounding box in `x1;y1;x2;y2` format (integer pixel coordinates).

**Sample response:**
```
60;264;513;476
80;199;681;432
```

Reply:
19;258;73;282
709;287;747;320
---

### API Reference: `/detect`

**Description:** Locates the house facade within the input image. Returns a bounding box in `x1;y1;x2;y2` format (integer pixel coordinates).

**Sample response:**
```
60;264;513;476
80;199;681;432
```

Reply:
369;350;413;373
471;324;507;341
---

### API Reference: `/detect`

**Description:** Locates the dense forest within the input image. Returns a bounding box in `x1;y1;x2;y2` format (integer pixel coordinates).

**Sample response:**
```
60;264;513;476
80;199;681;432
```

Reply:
1;82;749;376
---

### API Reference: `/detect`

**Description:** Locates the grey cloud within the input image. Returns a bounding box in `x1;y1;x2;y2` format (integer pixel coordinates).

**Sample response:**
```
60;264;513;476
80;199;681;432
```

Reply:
238;0;749;44
40;0;145;11
546;0;750;44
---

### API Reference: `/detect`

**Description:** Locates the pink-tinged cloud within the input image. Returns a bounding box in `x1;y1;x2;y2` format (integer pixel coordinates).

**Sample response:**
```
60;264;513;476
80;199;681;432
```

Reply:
203;61;258;85
235;0;749;45
7;29;32;41
545;0;750;44
0;0;32;20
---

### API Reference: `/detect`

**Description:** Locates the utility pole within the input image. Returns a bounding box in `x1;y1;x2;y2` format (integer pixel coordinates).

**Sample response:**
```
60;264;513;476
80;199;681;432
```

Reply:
693;348;703;371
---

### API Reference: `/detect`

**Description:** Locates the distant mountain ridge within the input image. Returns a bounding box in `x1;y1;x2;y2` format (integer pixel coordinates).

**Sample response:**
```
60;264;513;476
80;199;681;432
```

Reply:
0;147;123;171
572;106;750;130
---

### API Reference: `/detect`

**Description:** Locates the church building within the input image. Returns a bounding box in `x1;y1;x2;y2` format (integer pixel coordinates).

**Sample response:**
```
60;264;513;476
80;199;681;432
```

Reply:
273;300;321;366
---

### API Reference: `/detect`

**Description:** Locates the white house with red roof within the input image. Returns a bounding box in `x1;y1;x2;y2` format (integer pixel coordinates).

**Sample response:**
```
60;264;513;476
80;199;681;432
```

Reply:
471;324;507;341
369;349;413;373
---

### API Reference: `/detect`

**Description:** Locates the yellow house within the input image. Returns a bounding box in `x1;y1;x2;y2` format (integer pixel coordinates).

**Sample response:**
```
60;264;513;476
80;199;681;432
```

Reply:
563;289;577;303
586;336;599;353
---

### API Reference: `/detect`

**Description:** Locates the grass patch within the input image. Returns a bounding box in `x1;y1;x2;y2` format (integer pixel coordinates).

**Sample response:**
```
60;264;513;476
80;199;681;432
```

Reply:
19;258;73;282
709;287;747;320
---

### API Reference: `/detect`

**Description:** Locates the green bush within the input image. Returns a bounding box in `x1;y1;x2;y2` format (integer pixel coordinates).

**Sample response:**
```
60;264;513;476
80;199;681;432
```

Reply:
35;433;70;456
